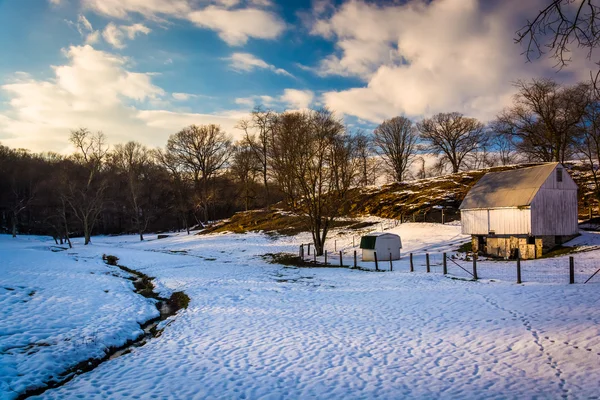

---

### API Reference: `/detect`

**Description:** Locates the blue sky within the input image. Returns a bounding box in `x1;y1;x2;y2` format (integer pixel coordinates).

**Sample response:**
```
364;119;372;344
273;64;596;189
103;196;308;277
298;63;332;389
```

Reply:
0;0;594;152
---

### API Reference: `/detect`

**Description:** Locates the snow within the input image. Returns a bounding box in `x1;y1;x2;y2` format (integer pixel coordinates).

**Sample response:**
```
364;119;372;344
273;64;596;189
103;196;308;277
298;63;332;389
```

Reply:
2;222;600;399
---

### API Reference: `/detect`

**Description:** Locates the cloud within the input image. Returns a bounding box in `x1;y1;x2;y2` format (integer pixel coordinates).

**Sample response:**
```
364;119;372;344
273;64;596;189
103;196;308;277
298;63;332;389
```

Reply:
226;53;292;76
172;92;197;101
67;15;101;45
0;45;243;152
310;0;596;124
235;89;314;110
187;6;285;45
102;22;151;49
81;0;285;46
280;89;314;109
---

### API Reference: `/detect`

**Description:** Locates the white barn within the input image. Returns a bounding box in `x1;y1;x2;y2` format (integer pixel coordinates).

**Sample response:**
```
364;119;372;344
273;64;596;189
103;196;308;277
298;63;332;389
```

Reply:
360;233;402;261
459;163;578;259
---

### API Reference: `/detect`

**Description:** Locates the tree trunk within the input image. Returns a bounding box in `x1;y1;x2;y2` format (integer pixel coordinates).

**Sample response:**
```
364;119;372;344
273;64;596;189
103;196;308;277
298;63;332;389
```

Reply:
11;214;17;238
84;217;91;245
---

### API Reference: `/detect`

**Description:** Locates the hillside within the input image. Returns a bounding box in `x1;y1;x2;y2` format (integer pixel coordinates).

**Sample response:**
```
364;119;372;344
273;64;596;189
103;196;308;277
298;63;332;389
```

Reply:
204;162;595;235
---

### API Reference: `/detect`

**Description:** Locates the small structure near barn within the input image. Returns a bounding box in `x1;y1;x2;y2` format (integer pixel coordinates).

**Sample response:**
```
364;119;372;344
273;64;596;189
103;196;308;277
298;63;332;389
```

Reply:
459;163;578;259
360;232;402;261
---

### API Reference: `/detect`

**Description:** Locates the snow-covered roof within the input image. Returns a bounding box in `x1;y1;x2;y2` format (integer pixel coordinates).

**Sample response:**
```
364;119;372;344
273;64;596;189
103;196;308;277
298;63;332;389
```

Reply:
459;163;560;210
362;232;399;237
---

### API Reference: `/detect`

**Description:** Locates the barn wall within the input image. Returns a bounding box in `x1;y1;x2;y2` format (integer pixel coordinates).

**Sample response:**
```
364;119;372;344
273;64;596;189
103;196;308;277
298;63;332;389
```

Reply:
531;189;578;236
539;165;578;190
461;208;531;235
461;209;488;235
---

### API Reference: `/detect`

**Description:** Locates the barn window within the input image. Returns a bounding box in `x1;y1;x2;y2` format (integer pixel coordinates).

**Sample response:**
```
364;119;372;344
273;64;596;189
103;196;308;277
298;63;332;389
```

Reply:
556;168;563;182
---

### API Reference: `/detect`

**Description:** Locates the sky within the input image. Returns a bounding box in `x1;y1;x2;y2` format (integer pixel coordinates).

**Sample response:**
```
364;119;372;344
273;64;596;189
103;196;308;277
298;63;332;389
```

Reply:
0;0;595;153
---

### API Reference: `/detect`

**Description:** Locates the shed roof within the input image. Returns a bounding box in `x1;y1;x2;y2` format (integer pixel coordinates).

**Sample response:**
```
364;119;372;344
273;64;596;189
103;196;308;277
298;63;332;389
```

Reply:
362;232;398;237
459;163;560;210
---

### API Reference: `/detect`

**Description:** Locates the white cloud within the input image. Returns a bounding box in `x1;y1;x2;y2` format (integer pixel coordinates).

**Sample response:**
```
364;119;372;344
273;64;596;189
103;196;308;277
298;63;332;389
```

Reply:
67;15;101;45
172;92;197;101
102;22;151;49
81;0;285;46
0;45;244;152
227;53;291;76
187;6;285;45
235;89;314;110
280;89;314;109
310;0;596;123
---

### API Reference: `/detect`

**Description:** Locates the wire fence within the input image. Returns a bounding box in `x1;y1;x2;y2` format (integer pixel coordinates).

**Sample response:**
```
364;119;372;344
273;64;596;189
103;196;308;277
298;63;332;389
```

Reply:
298;244;600;285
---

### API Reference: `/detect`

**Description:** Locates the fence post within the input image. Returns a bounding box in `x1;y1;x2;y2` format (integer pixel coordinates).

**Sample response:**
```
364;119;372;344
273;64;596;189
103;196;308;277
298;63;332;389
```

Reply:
426;253;430;273
472;254;478;280
353;237;355;247
299;244;303;258
569;256;574;284
354;250;357;268
389;253;393;271
313;252;316;264
334;240;337;252
410;253;414;272
374;252;379;271
325;250;328;265
340;251;343;267
443;253;447;275
516;249;522;284
308;243;311;256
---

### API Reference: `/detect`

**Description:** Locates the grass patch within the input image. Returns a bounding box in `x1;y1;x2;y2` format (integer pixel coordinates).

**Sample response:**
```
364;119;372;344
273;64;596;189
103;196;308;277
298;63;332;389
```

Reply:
168;291;190;310
539;245;578;259
456;241;472;253
102;254;119;266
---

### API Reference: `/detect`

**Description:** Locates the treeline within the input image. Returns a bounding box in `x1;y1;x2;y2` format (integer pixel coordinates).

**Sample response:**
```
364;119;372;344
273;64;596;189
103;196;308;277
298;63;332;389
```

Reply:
1;78;600;250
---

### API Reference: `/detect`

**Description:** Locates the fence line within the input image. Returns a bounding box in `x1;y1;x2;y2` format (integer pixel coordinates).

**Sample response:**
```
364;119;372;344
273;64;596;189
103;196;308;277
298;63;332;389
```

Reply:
297;245;600;284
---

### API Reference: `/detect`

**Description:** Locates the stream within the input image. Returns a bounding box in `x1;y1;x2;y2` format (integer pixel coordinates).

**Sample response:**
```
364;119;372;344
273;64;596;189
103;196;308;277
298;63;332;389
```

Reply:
17;257;189;399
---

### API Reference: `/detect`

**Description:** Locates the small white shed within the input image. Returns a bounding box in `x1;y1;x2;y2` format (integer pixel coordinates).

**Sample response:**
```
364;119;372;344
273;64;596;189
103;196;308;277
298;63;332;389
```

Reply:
360;232;402;261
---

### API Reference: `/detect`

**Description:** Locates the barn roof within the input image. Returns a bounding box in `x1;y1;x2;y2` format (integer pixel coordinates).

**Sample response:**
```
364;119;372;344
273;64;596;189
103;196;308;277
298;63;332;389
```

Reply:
459;163;560;210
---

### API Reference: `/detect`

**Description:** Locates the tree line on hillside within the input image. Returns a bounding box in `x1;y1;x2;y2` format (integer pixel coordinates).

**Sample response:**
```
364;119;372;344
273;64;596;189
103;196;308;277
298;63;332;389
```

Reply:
2;78;600;254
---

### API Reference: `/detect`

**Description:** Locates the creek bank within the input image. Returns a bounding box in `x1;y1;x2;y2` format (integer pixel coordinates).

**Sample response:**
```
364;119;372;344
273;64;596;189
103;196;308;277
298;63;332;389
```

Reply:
16;255;190;399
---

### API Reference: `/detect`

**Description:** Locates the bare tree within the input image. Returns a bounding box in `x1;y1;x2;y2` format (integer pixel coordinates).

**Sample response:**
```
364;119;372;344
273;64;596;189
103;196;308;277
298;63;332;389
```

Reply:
353;129;377;186
166;124;231;224
237;106;275;207
268;112;306;208
267;109;358;254
373;116;418;182
417;112;488;173
65;128;109;245
516;1;600;67
494;79;589;162
230;140;261;211
110;141;153;241
154;148;192;234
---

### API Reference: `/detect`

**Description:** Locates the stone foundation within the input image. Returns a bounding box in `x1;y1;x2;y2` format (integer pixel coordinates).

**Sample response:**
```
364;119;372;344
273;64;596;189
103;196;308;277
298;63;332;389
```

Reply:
471;234;576;260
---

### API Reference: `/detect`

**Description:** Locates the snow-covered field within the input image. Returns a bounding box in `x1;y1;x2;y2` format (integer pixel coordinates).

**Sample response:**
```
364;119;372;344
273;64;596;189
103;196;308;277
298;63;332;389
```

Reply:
2;222;600;399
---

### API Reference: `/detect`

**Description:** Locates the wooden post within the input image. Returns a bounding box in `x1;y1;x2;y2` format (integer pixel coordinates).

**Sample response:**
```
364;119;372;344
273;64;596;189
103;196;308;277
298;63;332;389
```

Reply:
308;243;311;256
374;252;379;271
443;253;447;275
516;249;522;284
472;254;478;280
353;237;355;247
426;253;430;273
569;256;575;284
410;253;414;272
334;240;337;252
325;250;328;265
353;250;357;268
299;244;303;258
339;251;343;267
389;253;393;271
313;252;316;264
442;209;445;225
